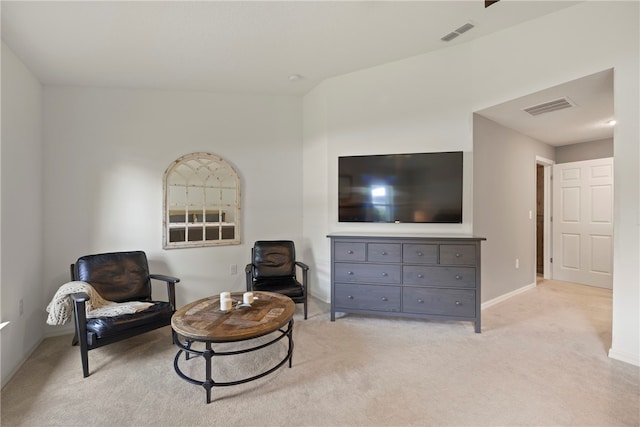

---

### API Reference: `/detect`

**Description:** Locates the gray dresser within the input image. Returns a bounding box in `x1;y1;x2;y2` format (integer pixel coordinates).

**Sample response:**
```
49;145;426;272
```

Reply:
328;234;485;333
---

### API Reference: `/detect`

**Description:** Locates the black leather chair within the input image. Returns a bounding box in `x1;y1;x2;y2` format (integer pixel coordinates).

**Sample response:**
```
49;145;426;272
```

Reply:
70;251;180;377
245;240;309;319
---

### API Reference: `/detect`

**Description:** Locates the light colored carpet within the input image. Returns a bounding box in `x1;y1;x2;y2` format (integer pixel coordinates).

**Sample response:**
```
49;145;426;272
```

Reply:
1;279;638;426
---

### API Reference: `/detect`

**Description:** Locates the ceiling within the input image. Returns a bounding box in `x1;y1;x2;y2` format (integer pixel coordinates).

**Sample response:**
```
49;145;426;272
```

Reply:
1;1;581;95
2;1;610;145
476;69;614;146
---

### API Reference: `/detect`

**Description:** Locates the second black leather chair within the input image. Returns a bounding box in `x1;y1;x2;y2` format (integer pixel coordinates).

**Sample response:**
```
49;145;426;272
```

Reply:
245;240;309;319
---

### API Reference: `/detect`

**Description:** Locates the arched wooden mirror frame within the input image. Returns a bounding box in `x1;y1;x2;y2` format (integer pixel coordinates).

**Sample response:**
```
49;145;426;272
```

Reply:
163;152;241;249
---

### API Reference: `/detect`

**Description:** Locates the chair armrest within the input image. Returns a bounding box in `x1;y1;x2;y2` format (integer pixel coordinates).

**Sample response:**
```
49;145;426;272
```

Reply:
149;274;180;284
295;261;309;271
245;264;254;291
295;262;309;292
71;292;90;303
150;274;180;311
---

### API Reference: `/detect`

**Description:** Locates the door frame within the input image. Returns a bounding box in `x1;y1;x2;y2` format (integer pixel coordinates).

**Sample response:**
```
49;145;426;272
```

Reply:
535;156;554;282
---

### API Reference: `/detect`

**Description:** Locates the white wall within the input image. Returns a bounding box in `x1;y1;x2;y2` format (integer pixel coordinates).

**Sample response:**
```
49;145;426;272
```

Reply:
473;114;554;301
1;42;45;387
555;138;613;164
303;1;639;365
42;87;303;337
302;87;330;301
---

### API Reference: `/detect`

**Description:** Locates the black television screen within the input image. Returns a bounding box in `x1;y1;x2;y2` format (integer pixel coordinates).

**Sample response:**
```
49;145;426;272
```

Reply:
338;151;463;223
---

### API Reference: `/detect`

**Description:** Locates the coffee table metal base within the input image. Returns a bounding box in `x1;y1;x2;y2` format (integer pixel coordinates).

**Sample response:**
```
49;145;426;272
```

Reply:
173;319;294;404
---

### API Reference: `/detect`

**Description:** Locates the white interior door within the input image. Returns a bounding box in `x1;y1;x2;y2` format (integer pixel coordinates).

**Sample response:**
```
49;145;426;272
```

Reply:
552;158;613;288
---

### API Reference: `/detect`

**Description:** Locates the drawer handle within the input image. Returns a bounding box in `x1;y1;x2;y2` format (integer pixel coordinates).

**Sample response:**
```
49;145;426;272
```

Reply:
417;251;423;256
455;275;461;280
381;272;388;277
381;297;388;301
417;274;424;278
455;301;462;305
347;250;353;254
381;251;387;255
455;253;461;258
348;295;354;299
348;271;354;275
417;299;424;303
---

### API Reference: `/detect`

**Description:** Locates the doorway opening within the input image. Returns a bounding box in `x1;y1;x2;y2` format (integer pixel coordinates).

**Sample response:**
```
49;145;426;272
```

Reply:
535;157;553;282
536;164;544;277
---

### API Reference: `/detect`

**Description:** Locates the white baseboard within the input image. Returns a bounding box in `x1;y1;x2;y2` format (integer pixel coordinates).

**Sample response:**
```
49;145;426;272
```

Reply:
481;281;537;311
608;348;640;367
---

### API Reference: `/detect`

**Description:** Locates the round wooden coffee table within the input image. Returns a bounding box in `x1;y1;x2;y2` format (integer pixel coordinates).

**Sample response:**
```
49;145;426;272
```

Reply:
171;291;295;403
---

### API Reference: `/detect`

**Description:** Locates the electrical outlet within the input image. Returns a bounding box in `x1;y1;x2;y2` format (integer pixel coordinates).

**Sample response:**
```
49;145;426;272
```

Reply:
19;299;24;316
230;264;238;275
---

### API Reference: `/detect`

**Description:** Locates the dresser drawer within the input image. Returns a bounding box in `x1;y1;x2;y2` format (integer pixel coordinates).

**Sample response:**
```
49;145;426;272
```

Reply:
439;245;476;265
403;266;475;288
335;263;401;284
403;244;438;264
335;283;401;312
334;242;366;261
403;288;475;317
368;243;401;263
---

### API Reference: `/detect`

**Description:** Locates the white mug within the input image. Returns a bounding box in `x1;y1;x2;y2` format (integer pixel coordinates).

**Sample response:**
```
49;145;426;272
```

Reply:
243;292;254;305
220;297;232;311
220;291;231;300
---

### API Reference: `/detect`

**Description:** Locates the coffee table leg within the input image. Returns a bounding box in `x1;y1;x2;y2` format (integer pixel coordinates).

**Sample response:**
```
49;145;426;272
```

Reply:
204;342;213;404
288;319;294;368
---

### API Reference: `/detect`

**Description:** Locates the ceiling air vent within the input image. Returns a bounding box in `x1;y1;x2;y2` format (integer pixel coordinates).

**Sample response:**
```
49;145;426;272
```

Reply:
523;97;576;116
441;32;459;42
441;22;475;42
455;22;475;35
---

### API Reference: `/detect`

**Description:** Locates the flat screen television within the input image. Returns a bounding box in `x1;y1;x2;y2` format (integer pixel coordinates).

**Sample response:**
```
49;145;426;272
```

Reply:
338;151;463;223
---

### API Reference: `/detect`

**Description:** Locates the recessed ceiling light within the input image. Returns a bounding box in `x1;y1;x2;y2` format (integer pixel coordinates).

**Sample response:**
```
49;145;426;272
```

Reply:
288;74;303;82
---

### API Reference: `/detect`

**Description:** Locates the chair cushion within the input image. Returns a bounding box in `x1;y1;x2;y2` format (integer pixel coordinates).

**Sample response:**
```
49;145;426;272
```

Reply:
253;241;295;278
86;301;172;339
252;277;303;298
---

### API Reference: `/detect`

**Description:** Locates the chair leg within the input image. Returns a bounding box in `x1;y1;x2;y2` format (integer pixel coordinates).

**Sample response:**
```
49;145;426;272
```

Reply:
304;299;308;320
80;343;90;378
73;300;90;377
74;326;90;377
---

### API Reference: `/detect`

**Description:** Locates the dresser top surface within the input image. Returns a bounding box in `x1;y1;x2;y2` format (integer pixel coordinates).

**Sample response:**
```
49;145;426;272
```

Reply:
327;233;485;241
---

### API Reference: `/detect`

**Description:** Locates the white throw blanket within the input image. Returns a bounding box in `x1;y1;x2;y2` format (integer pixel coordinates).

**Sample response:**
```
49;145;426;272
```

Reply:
46;281;154;326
